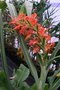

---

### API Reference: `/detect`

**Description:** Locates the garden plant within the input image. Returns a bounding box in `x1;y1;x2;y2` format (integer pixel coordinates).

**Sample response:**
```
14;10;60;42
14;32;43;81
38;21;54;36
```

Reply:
0;0;60;90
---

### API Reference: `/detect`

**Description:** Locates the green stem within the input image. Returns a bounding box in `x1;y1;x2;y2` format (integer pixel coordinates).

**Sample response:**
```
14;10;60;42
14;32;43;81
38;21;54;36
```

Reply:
38;66;47;90
19;34;38;83
0;9;13;90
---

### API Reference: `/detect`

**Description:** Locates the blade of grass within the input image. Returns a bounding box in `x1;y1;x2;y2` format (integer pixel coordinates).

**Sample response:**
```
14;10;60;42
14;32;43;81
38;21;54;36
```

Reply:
0;9;13;90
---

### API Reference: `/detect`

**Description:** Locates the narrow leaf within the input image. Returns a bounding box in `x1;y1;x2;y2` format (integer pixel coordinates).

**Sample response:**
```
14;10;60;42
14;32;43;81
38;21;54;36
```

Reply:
51;79;60;90
47;55;60;68
19;35;38;83
0;9;13;90
50;41;60;59
48;68;60;86
19;4;27;14
6;1;17;19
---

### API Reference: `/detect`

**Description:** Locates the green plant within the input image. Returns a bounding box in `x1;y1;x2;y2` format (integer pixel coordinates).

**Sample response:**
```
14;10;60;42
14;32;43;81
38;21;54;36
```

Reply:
0;1;60;90
0;0;7;11
9;11;60;90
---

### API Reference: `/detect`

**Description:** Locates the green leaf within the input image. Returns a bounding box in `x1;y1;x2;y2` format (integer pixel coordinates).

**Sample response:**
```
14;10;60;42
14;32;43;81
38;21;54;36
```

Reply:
11;64;30;90
22;82;30;90
49;79;60;90
47;55;60;68
12;64;30;87
19;35;38;83
44;83;48;90
37;54;43;66
6;1;17;19
0;9;13;90
50;41;60;59
0;71;9;90
52;69;60;78
30;83;38;90
15;64;30;82
19;4;27;14
48;68;60;86
37;5;51;16
47;41;60;68
48;68;60;90
0;1;7;11
15;82;30;90
24;1;33;16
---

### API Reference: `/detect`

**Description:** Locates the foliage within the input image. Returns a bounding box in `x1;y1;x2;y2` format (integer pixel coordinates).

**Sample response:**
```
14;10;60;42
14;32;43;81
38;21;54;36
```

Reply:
0;0;7;11
33;0;51;24
0;0;60;90
11;64;30;90
49;22;60;37
0;71;9;90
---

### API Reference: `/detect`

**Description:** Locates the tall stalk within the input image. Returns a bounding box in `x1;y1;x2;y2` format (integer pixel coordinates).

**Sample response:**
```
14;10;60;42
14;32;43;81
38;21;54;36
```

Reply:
38;65;47;90
0;9;13;90
19;34;38;84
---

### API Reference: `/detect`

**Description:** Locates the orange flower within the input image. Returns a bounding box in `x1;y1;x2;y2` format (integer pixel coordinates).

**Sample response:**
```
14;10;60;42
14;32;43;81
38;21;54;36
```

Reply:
19;28;25;35
17;13;26;20
50;43;55;48
19;25;28;35
24;34;32;41
29;18;37;26
45;35;51;42
26;29;35;35
45;43;55;53
38;27;48;38
31;13;37;18
33;45;40;54
13;24;21;30
25;13;37;26
9;17;17;25
29;38;39;46
10;13;55;54
24;29;36;40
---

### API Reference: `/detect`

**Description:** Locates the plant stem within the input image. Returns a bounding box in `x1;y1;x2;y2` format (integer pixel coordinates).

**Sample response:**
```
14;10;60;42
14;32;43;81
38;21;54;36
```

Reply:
38;66;47;90
19;34;38;83
0;9;14;90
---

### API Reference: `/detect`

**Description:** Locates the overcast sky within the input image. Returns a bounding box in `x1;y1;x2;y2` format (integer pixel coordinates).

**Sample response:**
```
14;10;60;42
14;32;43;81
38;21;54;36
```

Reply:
49;0;60;25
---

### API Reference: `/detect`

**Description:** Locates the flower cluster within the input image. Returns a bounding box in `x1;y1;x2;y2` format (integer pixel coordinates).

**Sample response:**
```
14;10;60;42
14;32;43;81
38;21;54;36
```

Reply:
10;13;55;54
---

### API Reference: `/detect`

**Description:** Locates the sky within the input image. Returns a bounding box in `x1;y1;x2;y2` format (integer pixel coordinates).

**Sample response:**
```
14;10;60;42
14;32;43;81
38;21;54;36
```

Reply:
50;0;60;3
49;0;60;25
